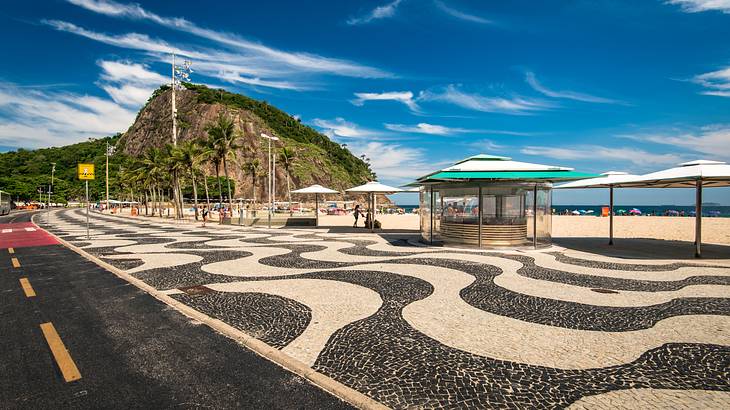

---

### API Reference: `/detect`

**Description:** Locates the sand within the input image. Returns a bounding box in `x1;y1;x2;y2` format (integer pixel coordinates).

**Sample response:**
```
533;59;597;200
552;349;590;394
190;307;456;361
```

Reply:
320;214;730;245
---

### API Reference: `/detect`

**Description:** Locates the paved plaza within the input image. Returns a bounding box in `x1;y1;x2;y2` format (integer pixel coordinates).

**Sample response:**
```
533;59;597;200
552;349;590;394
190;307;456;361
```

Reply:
40;209;730;408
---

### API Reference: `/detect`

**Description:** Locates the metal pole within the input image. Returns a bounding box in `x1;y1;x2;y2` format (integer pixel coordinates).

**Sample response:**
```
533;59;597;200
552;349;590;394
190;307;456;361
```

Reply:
430;187;434;244
695;179;702;258
315;193;319;227
171;53;177;147
478;186;483;248
106;142;110;213
609;185;614;246
533;185;538;249
370;193;374;233
268;136;272;229
272;150;276;217
85;180;90;240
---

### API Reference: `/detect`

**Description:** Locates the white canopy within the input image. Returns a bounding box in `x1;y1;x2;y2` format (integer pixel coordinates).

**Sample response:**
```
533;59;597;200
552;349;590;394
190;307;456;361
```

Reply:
555;171;641;189
292;184;340;194
441;154;573;172
553;160;730;257
346;181;403;193
616;160;730;188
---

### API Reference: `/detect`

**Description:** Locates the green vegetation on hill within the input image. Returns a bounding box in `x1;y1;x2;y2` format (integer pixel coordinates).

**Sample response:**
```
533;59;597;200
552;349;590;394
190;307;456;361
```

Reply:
0;135;126;203
184;83;373;186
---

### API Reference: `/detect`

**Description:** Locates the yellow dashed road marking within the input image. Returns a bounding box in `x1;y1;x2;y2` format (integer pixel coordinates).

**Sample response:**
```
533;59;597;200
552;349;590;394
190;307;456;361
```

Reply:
40;323;82;382
19;277;36;297
11;257;20;268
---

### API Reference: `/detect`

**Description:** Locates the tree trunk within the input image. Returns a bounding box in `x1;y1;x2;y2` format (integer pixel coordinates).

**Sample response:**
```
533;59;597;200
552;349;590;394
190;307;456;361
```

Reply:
144;190;149;216
252;171;257;216
286;171;292;216
223;157;233;213
215;161;223;205
204;174;211;210
191;171;199;220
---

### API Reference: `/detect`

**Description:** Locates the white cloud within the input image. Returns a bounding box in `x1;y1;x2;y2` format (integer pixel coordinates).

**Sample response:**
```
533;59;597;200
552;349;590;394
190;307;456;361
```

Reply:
65;0;390;79
620;125;730;159
0;82;136;149
525;72;620;104
97;60;167;106
384;122;465;135
468;139;505;152
692;66;730;97
419;85;555;115
312;118;376;139
347;0;404;25
351;91;420;112
667;0;730;13
434;1;492;24
346;141;433;181
520;145;682;166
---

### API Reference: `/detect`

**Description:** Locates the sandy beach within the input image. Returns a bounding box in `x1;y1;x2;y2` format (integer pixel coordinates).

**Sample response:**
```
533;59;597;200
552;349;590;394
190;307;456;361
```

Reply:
319;214;730;245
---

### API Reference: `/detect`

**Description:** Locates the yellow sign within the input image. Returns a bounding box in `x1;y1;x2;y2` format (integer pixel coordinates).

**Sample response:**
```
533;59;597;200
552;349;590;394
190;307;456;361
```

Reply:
78;163;95;180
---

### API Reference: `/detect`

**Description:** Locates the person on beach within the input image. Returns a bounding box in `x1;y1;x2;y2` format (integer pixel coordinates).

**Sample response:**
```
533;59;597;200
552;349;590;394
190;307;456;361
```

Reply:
353;204;363;227
201;205;209;227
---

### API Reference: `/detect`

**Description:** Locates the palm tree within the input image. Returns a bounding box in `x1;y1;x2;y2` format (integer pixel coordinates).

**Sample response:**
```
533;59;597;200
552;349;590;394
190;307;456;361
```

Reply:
279;147;296;215
173;140;205;220
196;139;214;211
205;113;242;214
244;158;261;213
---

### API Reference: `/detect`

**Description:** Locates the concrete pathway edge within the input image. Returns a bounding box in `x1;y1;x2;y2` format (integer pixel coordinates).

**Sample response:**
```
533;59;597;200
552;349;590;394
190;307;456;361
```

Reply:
32;213;389;410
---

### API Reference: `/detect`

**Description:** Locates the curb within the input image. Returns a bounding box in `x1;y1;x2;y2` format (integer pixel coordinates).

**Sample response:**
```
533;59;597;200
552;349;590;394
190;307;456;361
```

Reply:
32;212;389;410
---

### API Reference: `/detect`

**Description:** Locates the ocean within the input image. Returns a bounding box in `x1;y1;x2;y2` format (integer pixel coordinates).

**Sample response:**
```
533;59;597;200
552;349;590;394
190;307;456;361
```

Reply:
396;204;730;217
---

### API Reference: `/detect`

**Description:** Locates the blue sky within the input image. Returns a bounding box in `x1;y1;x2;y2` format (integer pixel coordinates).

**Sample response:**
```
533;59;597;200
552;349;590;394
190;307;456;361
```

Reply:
1;0;730;205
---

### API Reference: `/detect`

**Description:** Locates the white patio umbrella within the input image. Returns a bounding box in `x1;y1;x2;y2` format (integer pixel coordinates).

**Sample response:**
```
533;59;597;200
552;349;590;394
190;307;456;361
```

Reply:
616;160;730;257
556;171;640;245
291;184;340;226
558;160;730;257
346;181;403;232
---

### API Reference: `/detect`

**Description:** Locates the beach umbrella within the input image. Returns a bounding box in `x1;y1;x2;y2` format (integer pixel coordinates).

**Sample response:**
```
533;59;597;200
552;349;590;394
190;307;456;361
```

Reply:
615;160;730;257
555;171;640;245
291;184;340;227
346;181;403;232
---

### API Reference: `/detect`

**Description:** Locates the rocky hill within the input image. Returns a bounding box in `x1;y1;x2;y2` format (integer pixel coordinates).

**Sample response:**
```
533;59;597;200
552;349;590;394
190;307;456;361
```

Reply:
121;84;375;201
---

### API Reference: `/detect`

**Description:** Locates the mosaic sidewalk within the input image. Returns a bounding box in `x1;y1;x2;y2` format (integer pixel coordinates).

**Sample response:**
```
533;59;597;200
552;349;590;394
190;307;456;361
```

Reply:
39;209;730;409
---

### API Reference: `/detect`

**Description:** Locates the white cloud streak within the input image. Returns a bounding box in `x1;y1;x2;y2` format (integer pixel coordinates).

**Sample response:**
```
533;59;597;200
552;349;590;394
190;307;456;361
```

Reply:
60;0;391;90
97;60;167;106
384;122;467;135
520;145;682;166
667;0;730;13
347;0;404;25
434;1;492;24
620;125;730;159
0;82;136;149
351;91;420;112
525;72;620;104
418;85;555;115
312;118;377;139
692;66;730;97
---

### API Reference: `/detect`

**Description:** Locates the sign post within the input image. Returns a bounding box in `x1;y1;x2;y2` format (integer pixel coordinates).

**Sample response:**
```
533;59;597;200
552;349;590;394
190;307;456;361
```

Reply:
78;163;95;240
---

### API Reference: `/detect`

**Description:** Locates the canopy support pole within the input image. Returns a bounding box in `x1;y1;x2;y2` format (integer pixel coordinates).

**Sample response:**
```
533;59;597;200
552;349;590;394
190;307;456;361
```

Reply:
478;186;483;248
429;187;434;244
609;186;614;246
370;193;375;233
695;179;702;258
533;185;537;249
315;193;319;227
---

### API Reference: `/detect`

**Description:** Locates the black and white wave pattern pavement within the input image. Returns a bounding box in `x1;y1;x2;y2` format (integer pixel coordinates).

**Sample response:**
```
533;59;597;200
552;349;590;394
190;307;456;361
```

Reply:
40;209;730;409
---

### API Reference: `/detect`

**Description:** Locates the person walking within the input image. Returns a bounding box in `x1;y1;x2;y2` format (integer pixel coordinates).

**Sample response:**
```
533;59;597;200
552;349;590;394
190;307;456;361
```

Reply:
353;204;363;227
201;205;209;227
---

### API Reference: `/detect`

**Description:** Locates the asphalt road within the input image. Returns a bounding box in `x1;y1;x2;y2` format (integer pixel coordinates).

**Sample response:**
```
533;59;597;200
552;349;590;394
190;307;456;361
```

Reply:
0;210;353;409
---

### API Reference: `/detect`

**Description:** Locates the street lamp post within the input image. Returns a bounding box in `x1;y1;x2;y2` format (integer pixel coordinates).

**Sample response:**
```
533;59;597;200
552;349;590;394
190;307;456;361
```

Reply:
260;133;279;229
47;162;55;224
171;53;192;219
105;143;115;213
